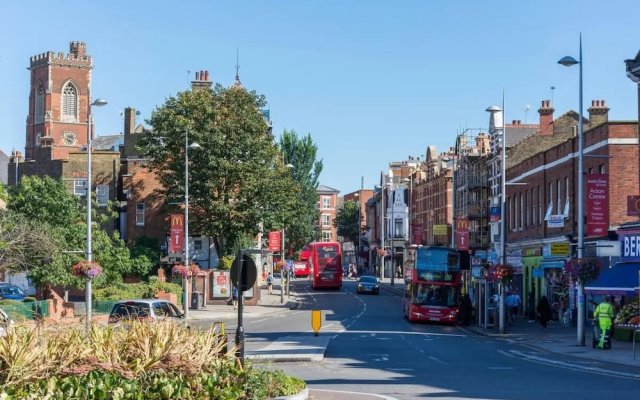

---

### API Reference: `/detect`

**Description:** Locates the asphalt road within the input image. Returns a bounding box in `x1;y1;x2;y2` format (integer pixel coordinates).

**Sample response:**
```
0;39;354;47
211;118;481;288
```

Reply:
248;279;640;400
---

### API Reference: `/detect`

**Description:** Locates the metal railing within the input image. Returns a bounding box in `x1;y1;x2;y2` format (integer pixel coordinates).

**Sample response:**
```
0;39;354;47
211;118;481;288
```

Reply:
1;300;49;320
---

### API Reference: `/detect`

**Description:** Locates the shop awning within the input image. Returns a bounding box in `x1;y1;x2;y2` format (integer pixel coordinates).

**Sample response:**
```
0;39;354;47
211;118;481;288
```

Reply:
539;259;565;269
585;262;640;296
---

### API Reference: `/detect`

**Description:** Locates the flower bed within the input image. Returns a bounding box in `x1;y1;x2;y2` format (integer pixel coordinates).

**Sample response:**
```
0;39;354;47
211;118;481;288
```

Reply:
0;321;305;399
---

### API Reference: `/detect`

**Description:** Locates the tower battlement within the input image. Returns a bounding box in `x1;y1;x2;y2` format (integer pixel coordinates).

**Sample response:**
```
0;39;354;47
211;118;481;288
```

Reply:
29;41;92;68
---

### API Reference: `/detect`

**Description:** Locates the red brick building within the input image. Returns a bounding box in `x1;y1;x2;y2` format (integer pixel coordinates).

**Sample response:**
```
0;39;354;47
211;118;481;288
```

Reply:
317;185;340;242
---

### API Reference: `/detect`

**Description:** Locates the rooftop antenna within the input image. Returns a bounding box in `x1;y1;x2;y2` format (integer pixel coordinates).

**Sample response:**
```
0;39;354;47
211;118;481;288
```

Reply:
187;70;191;83
235;47;240;82
523;104;531;124
550;86;556;106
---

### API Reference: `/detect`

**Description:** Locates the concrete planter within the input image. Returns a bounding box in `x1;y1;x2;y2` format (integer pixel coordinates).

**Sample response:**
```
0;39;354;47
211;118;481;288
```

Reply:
272;387;308;400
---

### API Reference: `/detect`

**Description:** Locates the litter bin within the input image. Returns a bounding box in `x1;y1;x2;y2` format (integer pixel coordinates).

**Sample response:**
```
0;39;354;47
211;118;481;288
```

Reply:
191;291;201;310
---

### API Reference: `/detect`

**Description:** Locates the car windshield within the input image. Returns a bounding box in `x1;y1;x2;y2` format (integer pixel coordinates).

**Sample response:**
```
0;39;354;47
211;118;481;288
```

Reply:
153;302;181;318
111;302;151;319
359;277;377;283
412;284;459;307
0;286;24;295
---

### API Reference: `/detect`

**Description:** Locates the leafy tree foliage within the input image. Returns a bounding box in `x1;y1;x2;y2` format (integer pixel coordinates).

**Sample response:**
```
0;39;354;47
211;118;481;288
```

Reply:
0;211;57;276
140;85;297;256
333;200;361;245
278;130;323;252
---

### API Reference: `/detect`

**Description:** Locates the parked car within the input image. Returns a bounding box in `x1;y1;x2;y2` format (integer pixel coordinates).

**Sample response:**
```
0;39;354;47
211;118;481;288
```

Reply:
0;307;14;336
0;285;26;301
356;276;380;295
108;300;184;324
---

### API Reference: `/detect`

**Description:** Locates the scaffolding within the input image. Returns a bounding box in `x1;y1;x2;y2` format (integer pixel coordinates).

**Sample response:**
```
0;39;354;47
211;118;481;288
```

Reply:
453;128;491;249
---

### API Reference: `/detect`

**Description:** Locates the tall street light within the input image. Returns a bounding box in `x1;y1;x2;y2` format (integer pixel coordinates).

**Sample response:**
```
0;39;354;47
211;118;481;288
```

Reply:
558;34;585;346
283;163;294;301
85;97;107;332
183;132;201;319
486;104;506;334
375;183;385;280
390;182;396;286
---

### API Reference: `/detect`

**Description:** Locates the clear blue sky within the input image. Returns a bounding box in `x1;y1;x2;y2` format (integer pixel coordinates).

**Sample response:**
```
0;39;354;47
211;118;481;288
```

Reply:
1;1;638;194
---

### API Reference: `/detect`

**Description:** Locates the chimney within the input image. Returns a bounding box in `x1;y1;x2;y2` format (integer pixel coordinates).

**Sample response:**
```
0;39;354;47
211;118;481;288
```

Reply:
587;99;609;127
69;41;87;58
124;107;136;135
538;100;554;135
191;69;213;91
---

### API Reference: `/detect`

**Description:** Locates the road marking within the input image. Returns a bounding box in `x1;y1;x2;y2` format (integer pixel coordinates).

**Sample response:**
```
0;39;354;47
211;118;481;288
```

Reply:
428;355;447;365
311;388;400;400
488;367;514;370
339;330;466;337
387;368;414;371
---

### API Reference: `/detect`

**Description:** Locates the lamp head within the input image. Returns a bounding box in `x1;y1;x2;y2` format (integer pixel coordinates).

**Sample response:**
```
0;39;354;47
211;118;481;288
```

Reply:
485;105;502;113
91;98;108;107
558;56;579;67
188;142;201;150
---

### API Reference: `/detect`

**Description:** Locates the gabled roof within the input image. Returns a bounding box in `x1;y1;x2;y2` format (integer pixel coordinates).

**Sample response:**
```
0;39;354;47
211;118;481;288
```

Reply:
317;184;340;194
92;134;124;151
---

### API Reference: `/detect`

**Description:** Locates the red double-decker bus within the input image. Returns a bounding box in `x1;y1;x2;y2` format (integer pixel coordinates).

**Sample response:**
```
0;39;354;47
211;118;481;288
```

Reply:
308;242;342;289
403;246;461;324
293;246;311;278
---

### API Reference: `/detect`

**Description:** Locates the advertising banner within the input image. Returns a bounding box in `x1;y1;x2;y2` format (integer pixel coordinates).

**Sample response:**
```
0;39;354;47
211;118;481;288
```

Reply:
268;231;281;252
546;215;564;228
412;223;424;245
586;174;609;236
489;206;501;222
433;224;448;236
627;195;640;216
169;214;185;253
212;270;231;299
455;218;469;251
619;232;640;261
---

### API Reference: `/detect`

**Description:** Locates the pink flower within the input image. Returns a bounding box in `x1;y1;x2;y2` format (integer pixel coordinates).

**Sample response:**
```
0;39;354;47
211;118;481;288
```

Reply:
71;260;102;279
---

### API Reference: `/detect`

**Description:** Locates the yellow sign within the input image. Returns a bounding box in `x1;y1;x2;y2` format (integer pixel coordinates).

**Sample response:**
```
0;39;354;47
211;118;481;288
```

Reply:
433;225;448;236
550;243;569;256
311;310;322;336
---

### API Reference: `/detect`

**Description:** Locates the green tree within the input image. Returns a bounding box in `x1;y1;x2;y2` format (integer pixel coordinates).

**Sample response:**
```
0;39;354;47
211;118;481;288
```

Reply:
140;84;297;256
278;130;323;252
333;200;361;244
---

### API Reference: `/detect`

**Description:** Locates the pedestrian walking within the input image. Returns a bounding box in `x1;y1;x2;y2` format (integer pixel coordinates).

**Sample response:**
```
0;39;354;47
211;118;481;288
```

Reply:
505;291;521;323
459;293;473;326
266;273;274;295
536;295;552;329
231;287;239;310
593;295;614;349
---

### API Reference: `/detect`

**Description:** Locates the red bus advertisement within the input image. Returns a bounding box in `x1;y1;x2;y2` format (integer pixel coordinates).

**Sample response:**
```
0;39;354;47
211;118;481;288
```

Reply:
403;246;461;324
308;242;342;289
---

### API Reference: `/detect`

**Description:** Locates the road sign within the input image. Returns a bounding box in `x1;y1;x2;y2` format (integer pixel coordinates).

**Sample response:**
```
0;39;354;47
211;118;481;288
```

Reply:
471;256;481;265
311;310;322;336
231;254;257;292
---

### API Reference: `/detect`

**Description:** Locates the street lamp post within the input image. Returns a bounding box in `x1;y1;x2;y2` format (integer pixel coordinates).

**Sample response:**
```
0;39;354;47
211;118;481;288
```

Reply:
486;104;506;334
284;163;294;299
558;34;585;346
85;98;107;333
390;182;395;286
183;132;201;319
377;183;385;280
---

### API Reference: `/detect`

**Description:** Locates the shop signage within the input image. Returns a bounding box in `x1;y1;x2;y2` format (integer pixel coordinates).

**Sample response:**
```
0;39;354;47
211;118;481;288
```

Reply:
524;247;541;257
212;270;230;298
586;174;609;236
433;224;447;236
413;223;424;244
489;206;501;222
547;215;564;228
455;218;469;251
474;250;488;260
169;214;185;253
268;231;281;252
550;243;569;256
627;195;640;216
619;232;640;261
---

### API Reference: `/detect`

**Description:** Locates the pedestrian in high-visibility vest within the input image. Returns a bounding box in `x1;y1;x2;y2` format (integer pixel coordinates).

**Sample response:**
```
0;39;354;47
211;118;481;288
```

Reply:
593;295;614;349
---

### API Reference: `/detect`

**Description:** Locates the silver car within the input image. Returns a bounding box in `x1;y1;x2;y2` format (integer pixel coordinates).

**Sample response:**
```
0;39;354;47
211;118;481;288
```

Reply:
108;300;184;324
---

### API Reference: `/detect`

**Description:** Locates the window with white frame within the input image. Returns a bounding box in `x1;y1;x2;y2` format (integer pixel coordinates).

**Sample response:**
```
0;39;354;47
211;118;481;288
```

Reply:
599;164;606;174
136;203;145;226
525;190;529;228
322;231;331;242
538;186;543;224
519;193;523;229
557;179;562;214
508;197;512;230
73;179;87;196
61;82;78;122
322;196;331;209
394;218;403;237
321;214;330;226
549;182;553;208
96;184;109;207
35;83;44;124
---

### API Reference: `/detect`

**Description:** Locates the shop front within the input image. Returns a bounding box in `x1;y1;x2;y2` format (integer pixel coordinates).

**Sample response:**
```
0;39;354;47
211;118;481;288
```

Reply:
520;247;542;320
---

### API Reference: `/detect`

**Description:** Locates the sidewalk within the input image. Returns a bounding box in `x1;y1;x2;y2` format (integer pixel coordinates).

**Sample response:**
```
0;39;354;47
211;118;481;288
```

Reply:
377;279;640;370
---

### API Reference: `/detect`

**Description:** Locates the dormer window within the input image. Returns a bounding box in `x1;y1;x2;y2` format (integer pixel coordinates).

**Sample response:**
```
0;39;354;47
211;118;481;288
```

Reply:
35;83;45;123
61;82;78;122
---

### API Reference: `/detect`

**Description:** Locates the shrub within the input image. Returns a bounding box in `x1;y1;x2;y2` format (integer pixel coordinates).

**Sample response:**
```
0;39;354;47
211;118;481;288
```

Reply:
0;321;305;399
93;280;183;303
22;297;37;303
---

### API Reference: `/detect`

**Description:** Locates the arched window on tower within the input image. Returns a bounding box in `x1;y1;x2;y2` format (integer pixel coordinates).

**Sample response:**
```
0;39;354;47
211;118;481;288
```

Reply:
35;83;45;124
61;82;78;122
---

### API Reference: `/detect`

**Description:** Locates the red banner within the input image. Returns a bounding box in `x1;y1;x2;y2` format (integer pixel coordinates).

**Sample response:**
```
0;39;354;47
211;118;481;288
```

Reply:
412;223;423;245
169;214;185;253
455;218;469;251
627;195;640;216
268;231;281;252
586;174;608;236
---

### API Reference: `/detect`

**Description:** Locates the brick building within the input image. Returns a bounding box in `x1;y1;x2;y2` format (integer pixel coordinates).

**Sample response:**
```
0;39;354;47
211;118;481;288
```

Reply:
317;185;340;242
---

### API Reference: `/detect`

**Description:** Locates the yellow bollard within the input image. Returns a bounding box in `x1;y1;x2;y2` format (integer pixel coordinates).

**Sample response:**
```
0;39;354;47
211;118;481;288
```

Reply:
311;310;322;336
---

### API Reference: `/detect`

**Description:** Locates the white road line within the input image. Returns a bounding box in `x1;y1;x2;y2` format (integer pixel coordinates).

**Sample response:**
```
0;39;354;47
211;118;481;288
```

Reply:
488;367;514;370
387;368;414;371
428;355;447;365
311;388;400;400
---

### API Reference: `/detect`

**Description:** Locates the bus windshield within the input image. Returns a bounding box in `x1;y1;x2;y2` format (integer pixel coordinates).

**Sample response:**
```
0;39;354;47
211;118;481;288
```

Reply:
412;284;459;307
317;245;339;269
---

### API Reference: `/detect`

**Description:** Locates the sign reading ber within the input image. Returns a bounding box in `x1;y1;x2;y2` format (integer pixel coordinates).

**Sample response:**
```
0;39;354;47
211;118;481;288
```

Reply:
620;233;640;261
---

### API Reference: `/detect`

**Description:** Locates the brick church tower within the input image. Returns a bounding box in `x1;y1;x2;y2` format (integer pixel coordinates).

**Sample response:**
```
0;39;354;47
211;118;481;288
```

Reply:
25;41;93;160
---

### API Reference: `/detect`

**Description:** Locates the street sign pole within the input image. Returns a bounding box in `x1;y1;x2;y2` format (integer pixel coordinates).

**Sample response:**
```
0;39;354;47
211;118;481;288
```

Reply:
234;249;245;365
